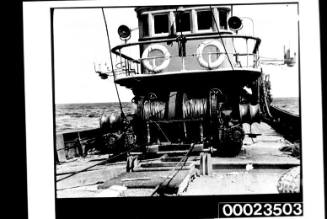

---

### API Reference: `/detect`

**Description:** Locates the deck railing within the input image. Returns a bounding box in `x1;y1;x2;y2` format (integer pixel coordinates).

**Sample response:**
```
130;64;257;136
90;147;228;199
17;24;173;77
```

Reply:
103;34;261;79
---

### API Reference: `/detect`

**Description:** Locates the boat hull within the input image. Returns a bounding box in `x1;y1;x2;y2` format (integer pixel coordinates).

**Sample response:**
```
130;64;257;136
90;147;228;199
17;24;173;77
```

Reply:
115;69;261;91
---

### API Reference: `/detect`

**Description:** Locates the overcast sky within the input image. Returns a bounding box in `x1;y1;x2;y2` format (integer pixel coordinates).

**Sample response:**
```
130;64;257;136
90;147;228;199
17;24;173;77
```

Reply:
53;3;299;104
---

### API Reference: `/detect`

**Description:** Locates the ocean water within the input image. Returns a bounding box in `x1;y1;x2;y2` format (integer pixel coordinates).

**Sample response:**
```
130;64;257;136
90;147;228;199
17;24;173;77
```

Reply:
55;97;299;134
55;102;134;133
272;97;299;115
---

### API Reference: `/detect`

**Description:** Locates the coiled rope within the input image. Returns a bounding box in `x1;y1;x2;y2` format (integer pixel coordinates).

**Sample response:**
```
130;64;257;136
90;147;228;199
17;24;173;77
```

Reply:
182;98;207;118
143;101;166;119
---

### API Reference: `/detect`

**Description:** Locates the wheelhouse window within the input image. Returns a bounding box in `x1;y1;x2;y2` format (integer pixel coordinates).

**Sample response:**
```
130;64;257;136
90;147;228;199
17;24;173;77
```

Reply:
176;11;191;32
197;10;213;30
154;14;169;34
218;8;229;30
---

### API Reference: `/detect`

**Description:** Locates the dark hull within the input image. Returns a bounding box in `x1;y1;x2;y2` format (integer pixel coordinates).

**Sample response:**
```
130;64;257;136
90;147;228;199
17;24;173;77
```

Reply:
115;69;262;92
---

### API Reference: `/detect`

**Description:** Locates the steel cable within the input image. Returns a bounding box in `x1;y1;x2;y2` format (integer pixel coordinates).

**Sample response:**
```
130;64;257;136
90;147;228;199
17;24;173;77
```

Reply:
101;8;125;119
150;143;196;196
56;143;143;182
210;6;234;70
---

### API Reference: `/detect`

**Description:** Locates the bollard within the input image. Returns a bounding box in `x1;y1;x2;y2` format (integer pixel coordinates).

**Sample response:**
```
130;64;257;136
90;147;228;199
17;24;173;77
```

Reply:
126;155;133;172
199;152;212;176
126;155;139;172
56;134;66;162
146;123;151;144
132;156;139;171
205;153;212;176
199;152;205;175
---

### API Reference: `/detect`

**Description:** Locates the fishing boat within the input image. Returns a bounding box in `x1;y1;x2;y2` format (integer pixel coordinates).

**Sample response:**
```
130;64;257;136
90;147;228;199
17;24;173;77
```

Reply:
56;5;300;197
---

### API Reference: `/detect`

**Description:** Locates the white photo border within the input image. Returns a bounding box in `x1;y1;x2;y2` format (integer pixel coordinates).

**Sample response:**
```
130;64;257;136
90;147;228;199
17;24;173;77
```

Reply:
23;0;324;218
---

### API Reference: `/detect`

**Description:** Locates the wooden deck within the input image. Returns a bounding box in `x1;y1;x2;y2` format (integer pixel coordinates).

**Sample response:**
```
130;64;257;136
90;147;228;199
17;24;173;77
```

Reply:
183;122;300;195
56;122;300;198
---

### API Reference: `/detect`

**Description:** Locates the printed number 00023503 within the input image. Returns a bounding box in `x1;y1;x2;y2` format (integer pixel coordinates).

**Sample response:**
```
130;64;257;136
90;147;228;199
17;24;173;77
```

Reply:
219;202;303;217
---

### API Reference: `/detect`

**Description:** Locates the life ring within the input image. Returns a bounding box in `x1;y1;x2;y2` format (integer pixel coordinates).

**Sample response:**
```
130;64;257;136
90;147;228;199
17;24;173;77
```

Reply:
196;40;226;69
141;44;171;73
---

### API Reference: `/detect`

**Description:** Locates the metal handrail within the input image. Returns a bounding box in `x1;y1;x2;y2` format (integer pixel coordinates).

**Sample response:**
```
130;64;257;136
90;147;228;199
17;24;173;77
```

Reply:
108;34;261;77
111;34;261;63
139;52;257;61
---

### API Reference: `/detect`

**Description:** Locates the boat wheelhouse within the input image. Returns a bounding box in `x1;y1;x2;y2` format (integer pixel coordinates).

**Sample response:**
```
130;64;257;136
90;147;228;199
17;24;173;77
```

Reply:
112;5;261;91
55;5;301;199
100;5;269;156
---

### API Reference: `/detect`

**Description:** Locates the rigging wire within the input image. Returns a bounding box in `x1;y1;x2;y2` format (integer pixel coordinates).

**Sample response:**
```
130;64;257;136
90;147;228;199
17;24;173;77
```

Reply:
56;142;143;182
101;8;125;118
149;120;171;142
151;143;196;196
210;6;234;71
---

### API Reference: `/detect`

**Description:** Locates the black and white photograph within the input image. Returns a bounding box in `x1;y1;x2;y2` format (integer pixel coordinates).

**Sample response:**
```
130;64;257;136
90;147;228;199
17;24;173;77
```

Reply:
23;0;325;218
54;3;301;197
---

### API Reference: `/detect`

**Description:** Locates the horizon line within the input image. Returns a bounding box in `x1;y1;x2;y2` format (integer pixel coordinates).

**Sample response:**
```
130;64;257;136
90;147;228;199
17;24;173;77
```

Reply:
55;96;299;105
